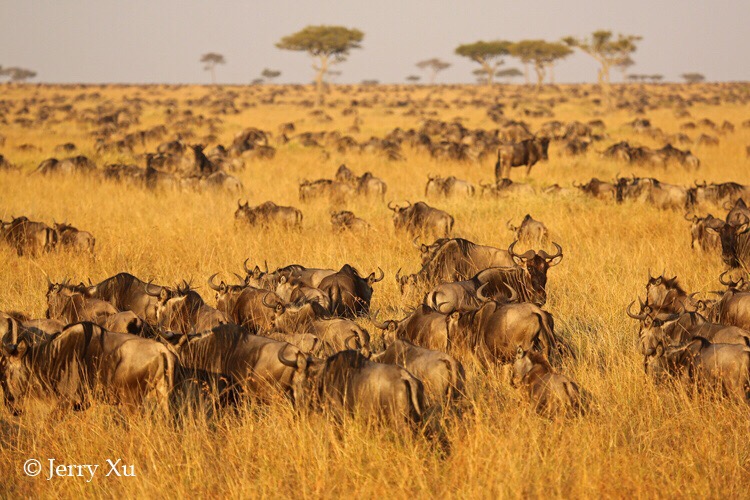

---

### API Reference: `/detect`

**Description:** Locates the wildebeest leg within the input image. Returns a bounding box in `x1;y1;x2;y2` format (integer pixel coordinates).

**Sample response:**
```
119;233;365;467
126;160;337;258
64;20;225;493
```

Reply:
526;163;534;176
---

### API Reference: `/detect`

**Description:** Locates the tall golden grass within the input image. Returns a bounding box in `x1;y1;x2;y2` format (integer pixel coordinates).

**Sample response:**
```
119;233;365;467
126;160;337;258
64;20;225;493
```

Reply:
1;83;750;497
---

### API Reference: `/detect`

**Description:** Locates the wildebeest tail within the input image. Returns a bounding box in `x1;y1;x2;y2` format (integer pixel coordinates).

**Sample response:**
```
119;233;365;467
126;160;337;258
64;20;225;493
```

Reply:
126;316;144;335
403;375;425;422
442;357;465;401
328;283;342;316
534;311;558;362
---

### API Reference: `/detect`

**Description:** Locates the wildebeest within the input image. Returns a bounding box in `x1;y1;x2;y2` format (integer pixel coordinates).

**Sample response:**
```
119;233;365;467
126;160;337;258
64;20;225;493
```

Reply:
507;214;548;247
512;347;585;417
295;350;425;425
334;165;387;199
371;338;465;408
45;280;119;325
0;216;57;256
686;181;750;209
173;324;308;404
248;262;337;290
644;337;750;404
274;275;331;311
317;264;384;318
424;175;476;198
209;274;281;333
480;178;536;197
374;305;451;351
705;199;750;268
150;281;228;334
616;176;689;210
298;179;355;204
424;269;528;313
685;213;721;252
573;178;617;200
388;201;454;238
0;322;175;416
447;300;559;365
53;222;95;255
235;200;303;229
494;137;550;180
330;210;370;233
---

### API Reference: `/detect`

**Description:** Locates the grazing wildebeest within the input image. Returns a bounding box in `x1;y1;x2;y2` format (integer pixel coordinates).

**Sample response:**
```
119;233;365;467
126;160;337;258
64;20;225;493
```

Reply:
246;261;337;290
298;179;355;203
334;165;387;199
317;264;384;317
480;178;536;197
295;350;425;426
424;175;476;198
685;213;721;252
330;210;370;233
686;181;750;209
0;322;175;416
644;337;750;404
274;275;331;311
150;281;228;334
235;200;303;229
0;216;57;256
374;305;451;351
208;274;282;333
616;176;689;210
573;178;617;200
388;201;454;237
447;300;559;365
507;214;548;247
494;137;550;180
173;324;309;405
371;337;465;408
53;222;95;255
512;347;585;417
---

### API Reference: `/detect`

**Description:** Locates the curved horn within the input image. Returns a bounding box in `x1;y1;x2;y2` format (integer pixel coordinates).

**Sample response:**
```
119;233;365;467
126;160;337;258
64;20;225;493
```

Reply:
345;335;360;350
261;292;278;309
207;273;222;291
476;282;491;302
719;270;737;287
372;267;384;283
395;268;402;281
684;212;696;222
402;200;412;209
243;258;252;274
370;311;392;330
538;242;563;262
232;272;246;284
503;282;519;303
572;180;582;188
626;300;648;320
387;201;399;211
506;219;516;231
277;343;298;368
144;280;162;297
508;240;522;259
411;236;421;249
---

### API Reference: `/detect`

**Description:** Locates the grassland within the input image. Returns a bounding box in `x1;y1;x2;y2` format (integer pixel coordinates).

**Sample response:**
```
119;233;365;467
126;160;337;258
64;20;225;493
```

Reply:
1;83;750;498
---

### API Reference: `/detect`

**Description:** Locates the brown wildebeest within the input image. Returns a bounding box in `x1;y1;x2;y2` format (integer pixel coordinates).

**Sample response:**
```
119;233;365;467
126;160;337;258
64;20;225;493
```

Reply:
298;179;355;203
447;300;559;365
494;137;550;180
645;337;750;404
53;222;96;255
149;281;228;334
274;275;331;311
573;178;617;200
424;175;476;198
424;274;521;314
512;347;586;417
0;322;176;416
208;274;282;333
330;210;370;233
685;213;721;252
317;264;384;318
480;178;536;197
172;324;309;405
507;214;548;247
235;200;303;229
371;337;465;408
295;350;425;426
374;305;451;351
45;280;119;325
0;216;57;256
334;165;387;199
388;201;454;238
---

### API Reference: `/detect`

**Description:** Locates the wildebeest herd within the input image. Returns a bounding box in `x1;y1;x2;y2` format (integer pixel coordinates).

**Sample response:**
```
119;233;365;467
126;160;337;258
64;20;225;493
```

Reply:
1;82;750;456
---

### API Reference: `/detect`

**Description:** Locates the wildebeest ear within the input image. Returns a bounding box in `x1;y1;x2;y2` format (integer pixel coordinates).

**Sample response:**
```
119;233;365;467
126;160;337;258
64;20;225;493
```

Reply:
654;343;664;358
387;321;397;332
275;303;284;313
15;337;29;358
252;266;262;278
547;255;563;267
279;275;287;284
295;352;308;373
159;289;169;301
738;223;750;235
516;346;524;359
643;316;653;328
450;311;460;321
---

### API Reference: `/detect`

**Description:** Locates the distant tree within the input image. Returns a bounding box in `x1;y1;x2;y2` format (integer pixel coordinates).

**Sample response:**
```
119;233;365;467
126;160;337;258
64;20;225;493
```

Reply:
261;69;281;82
563;31;641;86
626;74;643;82
455;40;512;87
649;74;664;83
200;53;226;84
416;58;451;84
616;56;635;81
509;40;573;88
251;78;265;85
361;79;379;85
406;75;421;83
681;72;705;84
276;25;364;104
0;67;37;82
495;67;523;82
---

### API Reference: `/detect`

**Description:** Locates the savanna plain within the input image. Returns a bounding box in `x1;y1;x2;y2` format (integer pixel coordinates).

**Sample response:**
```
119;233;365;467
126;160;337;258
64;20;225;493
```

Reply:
1;82;749;498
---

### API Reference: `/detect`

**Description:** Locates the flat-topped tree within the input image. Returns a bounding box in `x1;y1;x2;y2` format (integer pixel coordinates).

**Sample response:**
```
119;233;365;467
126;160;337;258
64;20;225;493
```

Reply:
455;40;512;87
682;73;705;84
0;67;37;82
406;75;421;83
563;31;641;86
261;69;281;82
416;58;451;84
200;53;225;84
277;25;364;105
509;40;572;88
496;67;523;82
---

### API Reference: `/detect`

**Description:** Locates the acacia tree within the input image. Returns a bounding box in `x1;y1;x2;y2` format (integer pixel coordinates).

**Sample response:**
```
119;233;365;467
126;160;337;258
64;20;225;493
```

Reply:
563;31;641;85
276;25;363;104
0;67;37;82
261;68;281;82
616;56;635;82
416;58;451;84
455;40;511;87
496;67;523;82
200;53;225;84
406;75;421;83
509;40;572;88
681;72;705;83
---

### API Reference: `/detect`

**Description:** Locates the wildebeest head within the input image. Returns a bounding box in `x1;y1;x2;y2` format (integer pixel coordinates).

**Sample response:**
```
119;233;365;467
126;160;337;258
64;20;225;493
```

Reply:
538;137;551;161
0;321;31;415
242;258;276;289
643;337;707;382
626;299;669;357
705;219;750;267
644;273;686;314
508;241;563;292
395;268;419;295
387;200;412;218
511;346;552;387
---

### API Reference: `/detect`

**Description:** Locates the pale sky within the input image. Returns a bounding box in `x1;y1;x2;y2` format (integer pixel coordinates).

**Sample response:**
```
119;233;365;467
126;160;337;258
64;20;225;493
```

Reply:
0;0;747;84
